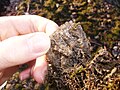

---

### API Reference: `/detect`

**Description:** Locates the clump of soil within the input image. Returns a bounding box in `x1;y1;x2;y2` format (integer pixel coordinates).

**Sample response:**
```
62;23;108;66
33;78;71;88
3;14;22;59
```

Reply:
46;21;91;90
45;22;120;90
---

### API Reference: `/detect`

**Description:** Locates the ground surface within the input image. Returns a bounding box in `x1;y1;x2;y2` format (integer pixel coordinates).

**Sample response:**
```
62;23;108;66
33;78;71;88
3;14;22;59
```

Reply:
0;0;120;90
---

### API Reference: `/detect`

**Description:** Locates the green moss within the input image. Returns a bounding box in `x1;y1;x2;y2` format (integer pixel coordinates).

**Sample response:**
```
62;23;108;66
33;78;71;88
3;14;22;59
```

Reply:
70;65;85;78
112;20;120;35
15;84;22;89
80;22;92;32
103;77;120;90
4;0;120;90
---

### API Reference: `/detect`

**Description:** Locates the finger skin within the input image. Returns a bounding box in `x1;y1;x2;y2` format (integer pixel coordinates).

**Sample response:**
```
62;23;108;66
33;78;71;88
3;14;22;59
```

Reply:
19;67;31;81
19;60;36;80
0;32;50;70
0;15;58;40
32;55;47;84
0;66;18;85
19;55;47;84
0;15;58;84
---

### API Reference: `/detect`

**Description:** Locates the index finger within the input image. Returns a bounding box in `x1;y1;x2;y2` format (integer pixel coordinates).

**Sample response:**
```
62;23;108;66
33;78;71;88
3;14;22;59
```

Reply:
0;15;58;40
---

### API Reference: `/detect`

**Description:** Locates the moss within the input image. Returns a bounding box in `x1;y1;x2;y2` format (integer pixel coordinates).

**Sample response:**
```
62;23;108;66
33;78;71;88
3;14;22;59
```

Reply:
103;77;120;90
2;0;120;90
112;20;120;35
80;22;92;33
70;65;85;78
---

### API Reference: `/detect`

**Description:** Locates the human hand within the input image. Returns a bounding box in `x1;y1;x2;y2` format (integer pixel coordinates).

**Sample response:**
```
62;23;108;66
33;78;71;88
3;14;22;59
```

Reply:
0;15;58;85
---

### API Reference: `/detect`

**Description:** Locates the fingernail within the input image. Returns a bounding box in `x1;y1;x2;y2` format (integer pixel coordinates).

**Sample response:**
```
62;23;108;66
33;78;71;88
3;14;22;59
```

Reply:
28;32;50;55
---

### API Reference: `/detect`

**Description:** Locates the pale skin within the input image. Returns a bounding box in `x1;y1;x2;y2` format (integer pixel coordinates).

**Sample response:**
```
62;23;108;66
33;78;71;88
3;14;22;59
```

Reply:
0;15;58;85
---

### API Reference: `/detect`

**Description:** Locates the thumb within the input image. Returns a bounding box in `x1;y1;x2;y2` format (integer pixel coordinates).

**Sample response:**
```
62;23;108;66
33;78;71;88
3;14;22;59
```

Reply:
0;32;50;70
